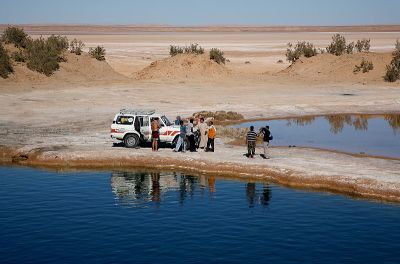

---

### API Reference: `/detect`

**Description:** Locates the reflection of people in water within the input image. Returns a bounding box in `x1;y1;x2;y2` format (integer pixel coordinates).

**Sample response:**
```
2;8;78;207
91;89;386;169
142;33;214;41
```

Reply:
151;172;161;203
246;182;271;208
246;182;256;208
260;184;271;207
208;176;216;193
178;175;197;204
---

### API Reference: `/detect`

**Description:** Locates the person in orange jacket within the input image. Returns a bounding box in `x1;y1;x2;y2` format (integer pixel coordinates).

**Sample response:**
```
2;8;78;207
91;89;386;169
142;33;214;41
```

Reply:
205;121;216;152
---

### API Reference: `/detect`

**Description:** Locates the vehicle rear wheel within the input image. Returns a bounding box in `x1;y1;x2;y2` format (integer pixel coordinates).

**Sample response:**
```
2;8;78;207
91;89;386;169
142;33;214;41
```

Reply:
124;134;139;148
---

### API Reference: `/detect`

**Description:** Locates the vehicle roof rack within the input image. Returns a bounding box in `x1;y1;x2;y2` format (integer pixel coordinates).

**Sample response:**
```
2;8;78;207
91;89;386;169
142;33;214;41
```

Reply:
119;108;156;116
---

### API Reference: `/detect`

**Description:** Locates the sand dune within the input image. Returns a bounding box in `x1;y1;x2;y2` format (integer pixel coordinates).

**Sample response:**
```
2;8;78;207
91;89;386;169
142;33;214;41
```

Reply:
133;53;230;80
279;52;394;83
0;49;127;88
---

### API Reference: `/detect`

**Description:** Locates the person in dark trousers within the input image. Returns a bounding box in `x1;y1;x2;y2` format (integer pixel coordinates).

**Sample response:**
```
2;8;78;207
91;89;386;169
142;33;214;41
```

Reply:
205;121;216;152
186;118;196;152
259;125;271;159
134;116;143;146
246;126;257;158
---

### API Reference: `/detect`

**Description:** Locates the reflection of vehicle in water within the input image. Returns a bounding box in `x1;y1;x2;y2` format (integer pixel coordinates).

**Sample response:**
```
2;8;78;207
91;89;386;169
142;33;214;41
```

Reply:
111;171;179;206
111;171;272;208
111;171;213;207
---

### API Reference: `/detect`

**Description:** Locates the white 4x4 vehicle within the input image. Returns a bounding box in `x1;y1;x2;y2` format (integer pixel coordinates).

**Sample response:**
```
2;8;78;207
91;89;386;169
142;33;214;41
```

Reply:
111;109;180;148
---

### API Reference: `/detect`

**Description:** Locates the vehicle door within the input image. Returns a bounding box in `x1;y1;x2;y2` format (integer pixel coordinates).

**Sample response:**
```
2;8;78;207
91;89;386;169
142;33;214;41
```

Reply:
114;115;135;134
158;118;168;142
137;116;151;142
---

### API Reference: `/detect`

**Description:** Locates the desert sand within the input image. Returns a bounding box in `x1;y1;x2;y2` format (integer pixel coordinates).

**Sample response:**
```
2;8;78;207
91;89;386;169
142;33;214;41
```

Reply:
1;27;400;202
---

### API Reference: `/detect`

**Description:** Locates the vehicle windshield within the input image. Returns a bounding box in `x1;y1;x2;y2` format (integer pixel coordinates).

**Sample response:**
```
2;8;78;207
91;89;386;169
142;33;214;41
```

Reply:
161;116;172;126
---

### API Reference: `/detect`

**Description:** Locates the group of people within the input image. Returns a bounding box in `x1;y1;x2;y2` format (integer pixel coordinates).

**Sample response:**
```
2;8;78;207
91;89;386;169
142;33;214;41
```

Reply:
149;115;272;159
173;116;216;153
246;125;272;159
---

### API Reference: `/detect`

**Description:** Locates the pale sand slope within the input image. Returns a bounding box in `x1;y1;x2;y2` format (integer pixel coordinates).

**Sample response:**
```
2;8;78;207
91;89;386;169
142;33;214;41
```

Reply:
0;48;128;88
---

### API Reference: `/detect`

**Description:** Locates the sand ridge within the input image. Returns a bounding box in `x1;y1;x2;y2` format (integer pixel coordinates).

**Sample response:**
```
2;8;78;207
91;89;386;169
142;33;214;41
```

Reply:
0;46;128;88
134;53;230;80
280;52;394;83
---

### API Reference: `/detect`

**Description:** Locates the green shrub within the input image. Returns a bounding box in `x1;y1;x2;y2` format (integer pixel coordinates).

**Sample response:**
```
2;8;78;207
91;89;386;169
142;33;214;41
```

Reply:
2;26;28;48
326;34;347;56
11;49;26;62
170;43;204;57
385;63;400;82
346;42;354;54
209;48;226;64
0;42;13;78
353;58;374;73
26;37;61;76
89;46;106;61
355;39;371;52
170;45;183;56
393;39;400;57
69;38;85;55
384;40;400;82
286;41;317;63
184;43;204;54
47;35;68;62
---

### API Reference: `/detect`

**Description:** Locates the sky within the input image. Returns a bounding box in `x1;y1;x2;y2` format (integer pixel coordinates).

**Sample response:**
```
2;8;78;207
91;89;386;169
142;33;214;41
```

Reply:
1;0;399;26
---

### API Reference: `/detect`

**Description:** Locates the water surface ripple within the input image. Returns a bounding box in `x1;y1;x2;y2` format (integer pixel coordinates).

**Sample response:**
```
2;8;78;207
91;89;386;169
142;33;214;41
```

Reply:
1;167;400;263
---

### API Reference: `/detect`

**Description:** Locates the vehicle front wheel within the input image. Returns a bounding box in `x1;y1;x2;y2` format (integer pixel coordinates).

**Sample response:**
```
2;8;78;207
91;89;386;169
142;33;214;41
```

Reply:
124;134;139;148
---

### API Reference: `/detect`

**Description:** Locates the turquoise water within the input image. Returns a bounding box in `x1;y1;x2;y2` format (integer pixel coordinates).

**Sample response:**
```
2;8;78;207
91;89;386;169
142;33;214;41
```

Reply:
232;114;400;158
1;166;400;263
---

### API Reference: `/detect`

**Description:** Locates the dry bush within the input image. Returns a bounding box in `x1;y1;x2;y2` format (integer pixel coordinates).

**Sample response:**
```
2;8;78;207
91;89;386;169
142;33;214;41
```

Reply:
354;58;374;73
286;41;317;63
89;46;106;61
170;43;204;56
184;43;204;54
69;38;85;55
25;35;68;76
209;48;226;65
170;45;183;56
2;26;29;48
355;39;371;52
346;42;354;54
326;34;347;56
384;39;400;82
0;42;13;78
11;49;26;62
193;110;244;122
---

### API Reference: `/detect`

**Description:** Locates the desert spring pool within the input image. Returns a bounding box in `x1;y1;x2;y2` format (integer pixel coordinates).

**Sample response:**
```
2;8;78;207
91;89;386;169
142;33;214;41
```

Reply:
0;166;400;264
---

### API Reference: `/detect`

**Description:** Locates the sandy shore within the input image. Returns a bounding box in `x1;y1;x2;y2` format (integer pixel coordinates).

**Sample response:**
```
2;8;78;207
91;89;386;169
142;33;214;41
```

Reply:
1;29;400;202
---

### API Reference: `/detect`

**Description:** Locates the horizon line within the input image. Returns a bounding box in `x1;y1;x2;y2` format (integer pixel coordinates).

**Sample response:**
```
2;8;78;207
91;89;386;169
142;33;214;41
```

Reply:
1;23;400;27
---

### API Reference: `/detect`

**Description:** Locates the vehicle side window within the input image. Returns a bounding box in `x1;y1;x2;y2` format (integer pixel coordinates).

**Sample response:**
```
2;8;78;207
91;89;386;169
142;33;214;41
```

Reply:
138;116;149;127
116;116;134;125
161;116;172;126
